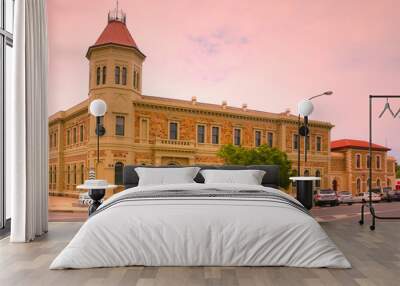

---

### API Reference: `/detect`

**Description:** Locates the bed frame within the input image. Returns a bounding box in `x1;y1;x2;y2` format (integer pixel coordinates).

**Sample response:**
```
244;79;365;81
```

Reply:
123;165;281;189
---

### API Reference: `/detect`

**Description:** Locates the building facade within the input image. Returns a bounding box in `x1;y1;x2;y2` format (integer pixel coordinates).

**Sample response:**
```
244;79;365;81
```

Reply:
48;10;396;198
330;139;396;195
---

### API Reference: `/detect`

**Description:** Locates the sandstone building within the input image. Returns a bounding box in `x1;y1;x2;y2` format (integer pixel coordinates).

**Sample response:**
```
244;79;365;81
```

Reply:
48;10;396;197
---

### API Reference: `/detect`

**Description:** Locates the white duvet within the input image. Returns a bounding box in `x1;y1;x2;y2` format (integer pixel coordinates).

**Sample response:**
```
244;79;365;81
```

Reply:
50;183;351;269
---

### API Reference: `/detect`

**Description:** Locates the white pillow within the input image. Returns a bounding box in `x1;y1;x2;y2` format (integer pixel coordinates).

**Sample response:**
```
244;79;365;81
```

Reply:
200;169;266;185
135;167;200;186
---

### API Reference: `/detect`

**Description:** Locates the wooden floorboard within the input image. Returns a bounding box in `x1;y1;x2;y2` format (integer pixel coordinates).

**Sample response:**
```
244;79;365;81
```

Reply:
0;219;399;286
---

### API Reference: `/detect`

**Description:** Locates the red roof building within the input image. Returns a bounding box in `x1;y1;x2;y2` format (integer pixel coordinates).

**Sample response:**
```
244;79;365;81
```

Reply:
331;139;390;151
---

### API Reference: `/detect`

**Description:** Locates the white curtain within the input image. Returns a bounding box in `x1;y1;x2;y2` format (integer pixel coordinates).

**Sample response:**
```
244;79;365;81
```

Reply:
8;0;48;242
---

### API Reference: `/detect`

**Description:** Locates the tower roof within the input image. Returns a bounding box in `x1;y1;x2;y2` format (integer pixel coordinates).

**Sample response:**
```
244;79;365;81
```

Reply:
94;20;138;48
86;8;145;58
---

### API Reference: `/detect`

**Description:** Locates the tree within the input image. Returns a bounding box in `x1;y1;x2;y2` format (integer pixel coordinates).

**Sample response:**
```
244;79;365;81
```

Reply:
217;144;292;189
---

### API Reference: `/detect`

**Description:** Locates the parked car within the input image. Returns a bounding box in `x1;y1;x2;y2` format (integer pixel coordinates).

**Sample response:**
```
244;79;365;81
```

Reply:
362;189;382;203
353;193;364;203
337;191;353;205
390;189;400;201
314;189;339;207
382;187;395;202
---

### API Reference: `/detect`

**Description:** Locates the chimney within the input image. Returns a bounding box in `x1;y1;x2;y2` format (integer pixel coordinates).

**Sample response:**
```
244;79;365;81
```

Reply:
191;96;197;105
222;100;227;109
242;103;248;111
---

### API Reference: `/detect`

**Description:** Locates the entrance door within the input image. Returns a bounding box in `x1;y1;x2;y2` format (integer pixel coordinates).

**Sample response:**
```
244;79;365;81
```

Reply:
332;179;338;191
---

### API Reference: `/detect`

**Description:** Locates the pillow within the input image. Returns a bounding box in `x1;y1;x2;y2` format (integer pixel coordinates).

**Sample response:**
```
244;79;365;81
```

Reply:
200;169;266;185
135;167;201;186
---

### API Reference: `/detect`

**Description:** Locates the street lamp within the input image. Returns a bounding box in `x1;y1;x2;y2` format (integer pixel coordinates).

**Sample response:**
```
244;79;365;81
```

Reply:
297;91;333;175
89;99;107;166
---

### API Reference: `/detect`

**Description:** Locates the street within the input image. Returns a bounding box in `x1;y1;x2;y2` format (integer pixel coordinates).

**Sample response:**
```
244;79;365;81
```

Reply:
48;196;400;223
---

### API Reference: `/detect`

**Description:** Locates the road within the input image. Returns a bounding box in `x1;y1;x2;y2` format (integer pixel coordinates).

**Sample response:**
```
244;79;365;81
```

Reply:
48;196;400;223
311;201;400;222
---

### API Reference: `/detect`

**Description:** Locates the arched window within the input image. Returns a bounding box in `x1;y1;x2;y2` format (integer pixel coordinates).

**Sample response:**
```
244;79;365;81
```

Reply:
366;155;371;169
387;178;391;188
356;178;361;193
114;162;124;185
122;67;127;85
356;154;361;169
315;170;321;188
377;179;381;187
304;170;310;176
376;155;381;169
102;66;107;84
115;66;120;84
96;67;101;85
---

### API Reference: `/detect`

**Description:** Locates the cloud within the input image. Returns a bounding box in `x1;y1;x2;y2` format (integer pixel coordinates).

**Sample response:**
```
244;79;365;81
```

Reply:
188;28;249;56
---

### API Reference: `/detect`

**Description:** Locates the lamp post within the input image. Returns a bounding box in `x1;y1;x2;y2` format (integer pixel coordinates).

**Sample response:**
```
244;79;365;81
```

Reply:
89;99;107;167
297;91;332;175
290;91;332;210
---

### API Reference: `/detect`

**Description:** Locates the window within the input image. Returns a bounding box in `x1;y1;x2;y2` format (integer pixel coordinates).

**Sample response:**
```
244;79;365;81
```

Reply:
1;0;14;228
133;70;137;88
140;118;149;142
197;125;205;144
73;165;77;185
96;67;101;85
376;155;381;169
367;155;371;169
254;130;262;147
267;132;273;147
114;162;124;185
387;178;391;187
212;126;220;144
122;67;127;85
304;170;310;176
169;122;178;140
67;130;70;145
80;164;84;184
49;134;53;148
356;154;361;169
80;125;84;142
73;127;77;143
233;128;241;146
356;178;361;193
315;170;321;188
293;134;299;150
54;131;57;147
306;135;310;150
133;68;140;89
316;136;322;152
49;166;52;186
54;166;57;185
377;179;381;187
102;66;106;84
67;165;71;185
115;66;120;84
115;116;125;136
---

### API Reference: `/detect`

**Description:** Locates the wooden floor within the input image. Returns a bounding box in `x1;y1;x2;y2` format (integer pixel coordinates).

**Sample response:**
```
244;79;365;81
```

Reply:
0;218;399;286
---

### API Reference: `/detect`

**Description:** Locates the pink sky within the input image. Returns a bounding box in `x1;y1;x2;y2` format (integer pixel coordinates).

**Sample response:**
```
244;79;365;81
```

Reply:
47;0;400;160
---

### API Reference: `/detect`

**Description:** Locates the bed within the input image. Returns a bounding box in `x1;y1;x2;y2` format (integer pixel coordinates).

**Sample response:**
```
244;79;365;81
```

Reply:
50;165;351;269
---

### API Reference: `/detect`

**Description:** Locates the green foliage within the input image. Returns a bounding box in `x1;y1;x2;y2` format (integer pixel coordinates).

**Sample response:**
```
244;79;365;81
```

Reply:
217;144;292;189
396;164;400;178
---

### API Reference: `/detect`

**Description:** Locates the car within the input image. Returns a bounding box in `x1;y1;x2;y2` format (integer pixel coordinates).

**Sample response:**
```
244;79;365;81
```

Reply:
382;187;395;202
337;191;353;205
362;189;382;203
314;189;339;207
390;189;400;201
